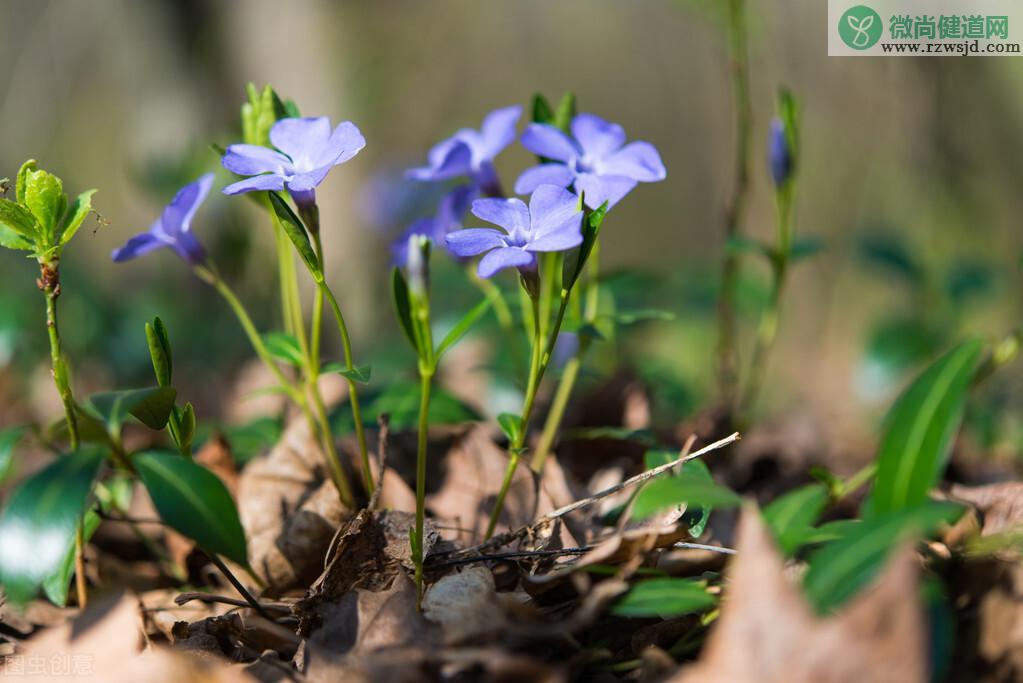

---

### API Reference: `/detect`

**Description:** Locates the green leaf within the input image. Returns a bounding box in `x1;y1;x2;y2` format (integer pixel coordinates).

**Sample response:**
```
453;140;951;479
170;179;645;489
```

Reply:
867;338;985;517
146;316;173;386
23;168;66;244
436;297;492;359
604;309;675;326
0;198;41;249
564;201;609;290
58;189;96;246
134;451;248;567
610;577;717;618
263;331;305;367
803;501;962;613
0;425;27;484
632;469;741;521
789;236;824;261
178;403;196;453
632;451;714;535
42;508;101;607
552;92;577;132
531;93;554;124
268;192;320;279
725;235;774;261
856;234;922;285
763;484;828;555
392;267;419;353
337;364;372;384
222;416;281;464
497;413;521;445
85;386;178;435
0;448;104;603
15;159;35;204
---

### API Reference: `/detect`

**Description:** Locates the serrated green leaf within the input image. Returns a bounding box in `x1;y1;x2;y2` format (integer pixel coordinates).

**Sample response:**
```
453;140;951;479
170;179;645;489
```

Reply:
146;316;173;387
263;331;305;367
0;448;104;604
867;338;985;517
803;501;962;613
42;508;101;607
23;168;66;244
134;451;248;567
436;297;492;360
84;386;178;436
337;365;372;384
632;469;741;521
58;189;96;247
497;413;521;444
0;425;27;484
610;577;716;618
763;484;828;555
0;198;41;249
392;267;418;353
268;192;320;279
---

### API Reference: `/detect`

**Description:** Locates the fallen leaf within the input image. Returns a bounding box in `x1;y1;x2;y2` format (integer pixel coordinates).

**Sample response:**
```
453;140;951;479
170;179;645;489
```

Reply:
671;506;927;683
950;482;1023;535
422;566;504;643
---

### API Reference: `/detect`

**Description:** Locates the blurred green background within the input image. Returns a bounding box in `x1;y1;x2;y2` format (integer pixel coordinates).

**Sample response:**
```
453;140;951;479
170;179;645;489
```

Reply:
2;0;1022;464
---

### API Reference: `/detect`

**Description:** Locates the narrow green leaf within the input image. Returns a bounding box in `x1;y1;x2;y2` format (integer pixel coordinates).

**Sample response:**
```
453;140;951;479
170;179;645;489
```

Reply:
531;93;554;124
610;577;717;618
15;159;35;204
436;297;492;359
392;267;419;353
268;192;320;279
178;403;196;453
606;309;675;326
146;316;173;386
789;236;824;261
85;386;178;435
42;508;101;607
497;413;521;445
803;501;962;614
552;92;577;132
134;451;248;567
564;201;609;290
763;484;828;555
0;425;27;484
0;448;104;603
868;338;985;516
58;189;96;247
23;168;66;243
337;365;372;384
263;332;305;367
632;470;741;521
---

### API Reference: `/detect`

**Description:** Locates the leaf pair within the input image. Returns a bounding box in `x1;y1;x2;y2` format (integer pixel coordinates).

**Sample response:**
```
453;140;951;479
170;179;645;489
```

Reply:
0;160;95;258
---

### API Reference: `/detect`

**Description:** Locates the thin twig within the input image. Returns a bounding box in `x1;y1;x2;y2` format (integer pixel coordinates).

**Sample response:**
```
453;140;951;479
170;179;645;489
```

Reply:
174;591;292;615
205;552;273;621
429;546;591;568
673;542;736;555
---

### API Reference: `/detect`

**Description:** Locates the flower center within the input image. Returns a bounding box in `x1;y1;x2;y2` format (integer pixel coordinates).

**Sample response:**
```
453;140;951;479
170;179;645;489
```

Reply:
573;155;597;174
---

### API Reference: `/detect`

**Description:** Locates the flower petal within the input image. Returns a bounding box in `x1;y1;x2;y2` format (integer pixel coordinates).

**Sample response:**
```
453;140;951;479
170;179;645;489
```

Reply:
286;166;333;192
520;123;578;162
470;197;529;234
479;105;522;159
514;163;574;195
270;117;332;167
316;121;366;167
527;223;583;252
111;230;165;262
477;247;535;278
223;174;286;195
169;230;207;265
528;184;582;238
445;228;507;257
392;217;438;266
574;173;638;210
161;173;214;236
571;114;626;158
435;184;478;231
407;139;473;181
601;141;666;182
222;144;292;176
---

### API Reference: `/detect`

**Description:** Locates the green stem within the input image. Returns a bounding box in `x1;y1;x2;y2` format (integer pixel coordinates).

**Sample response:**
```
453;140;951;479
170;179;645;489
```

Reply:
413;367;433;607
319;282;373;498
470;268;513;331
42;273;78;450
203;268;354;506
717;0;753;410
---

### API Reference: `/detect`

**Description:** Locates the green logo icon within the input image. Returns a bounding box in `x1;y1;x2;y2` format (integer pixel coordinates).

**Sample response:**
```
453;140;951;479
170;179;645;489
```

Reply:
839;5;883;49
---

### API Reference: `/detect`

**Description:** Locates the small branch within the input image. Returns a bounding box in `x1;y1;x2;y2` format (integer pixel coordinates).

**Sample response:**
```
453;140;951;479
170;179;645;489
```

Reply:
673;542;736;555
429;546;591;569
205;552;273;621
174;591;292;615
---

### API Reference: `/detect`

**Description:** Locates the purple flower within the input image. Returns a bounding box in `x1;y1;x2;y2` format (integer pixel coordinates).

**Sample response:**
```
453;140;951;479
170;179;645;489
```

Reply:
407;105;522;195
112;173;213;265
391;185;477;266
446;184;583;279
515;113;666;210
222;116;365;209
768;117;793;187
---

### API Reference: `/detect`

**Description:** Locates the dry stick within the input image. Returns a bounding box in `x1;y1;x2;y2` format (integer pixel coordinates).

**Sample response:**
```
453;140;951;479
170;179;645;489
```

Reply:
204;552;273;621
174;592;292;615
673;542;736;555
452;432;741;558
